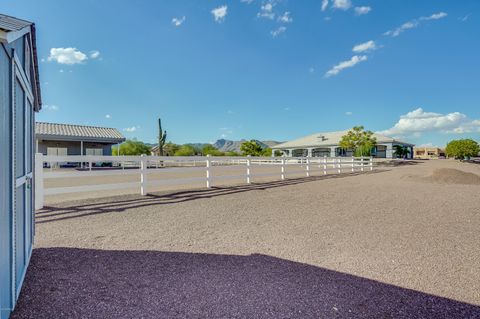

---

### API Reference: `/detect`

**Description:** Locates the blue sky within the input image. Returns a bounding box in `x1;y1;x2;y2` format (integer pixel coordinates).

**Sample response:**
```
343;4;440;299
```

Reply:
2;0;479;146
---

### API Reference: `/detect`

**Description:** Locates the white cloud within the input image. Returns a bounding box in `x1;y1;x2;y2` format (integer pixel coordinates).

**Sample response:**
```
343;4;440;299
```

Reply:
385;12;447;37
309;67;315;73
212;5;228;23
123;126;138;132
321;0;329;12
354;6;371;16
59;69;64;73
172;16;186;27
460;14;471;22
241;0;254;3
384;21;419;37
325;55;367;78
48;47;88;65
352;40;377;53
332;0;352;11
278;11;292;23
105;114;111;119
345;111;353;116
421;12;448;21
258;2;275;20
271;26;286;37
378;108;480;136
44;104;59;111
89;50;100;59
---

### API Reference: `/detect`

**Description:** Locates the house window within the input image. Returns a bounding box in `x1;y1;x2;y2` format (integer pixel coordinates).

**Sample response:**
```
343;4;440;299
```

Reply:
85;148;103;156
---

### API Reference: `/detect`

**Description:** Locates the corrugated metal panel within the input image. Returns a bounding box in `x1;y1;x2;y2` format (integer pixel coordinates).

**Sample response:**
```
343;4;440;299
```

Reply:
36;122;126;142
0;14;32;32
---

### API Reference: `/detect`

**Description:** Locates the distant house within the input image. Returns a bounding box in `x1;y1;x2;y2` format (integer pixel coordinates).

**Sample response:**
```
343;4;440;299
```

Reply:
413;147;445;159
36;122;126;156
1;14;41;319
272;130;414;159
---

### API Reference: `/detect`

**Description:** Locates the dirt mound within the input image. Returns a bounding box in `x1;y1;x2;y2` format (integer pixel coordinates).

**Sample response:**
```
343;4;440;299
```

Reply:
423;168;480;185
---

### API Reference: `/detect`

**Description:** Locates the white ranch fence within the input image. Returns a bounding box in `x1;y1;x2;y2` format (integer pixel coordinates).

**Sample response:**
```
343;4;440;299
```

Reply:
34;153;373;210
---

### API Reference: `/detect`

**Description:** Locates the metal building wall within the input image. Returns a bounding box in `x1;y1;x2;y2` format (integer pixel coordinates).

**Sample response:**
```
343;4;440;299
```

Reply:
0;33;35;319
0;41;13;319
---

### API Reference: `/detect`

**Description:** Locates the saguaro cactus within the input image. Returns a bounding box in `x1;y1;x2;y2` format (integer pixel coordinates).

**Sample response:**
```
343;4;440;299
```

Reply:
158;118;167;156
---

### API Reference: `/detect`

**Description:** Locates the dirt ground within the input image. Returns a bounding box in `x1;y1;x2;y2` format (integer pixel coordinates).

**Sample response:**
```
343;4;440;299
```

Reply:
13;159;480;318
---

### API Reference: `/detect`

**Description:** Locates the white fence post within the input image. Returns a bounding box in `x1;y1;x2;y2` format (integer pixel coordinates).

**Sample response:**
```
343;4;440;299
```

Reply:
206;155;211;188
306;157;310;177
351;156;355;172
246;155;251;184
323;156;327;175
361;157;364;172
140;154;148;195
281;158;285;180
337;158;341;174
370;156;373;171
34;153;44;210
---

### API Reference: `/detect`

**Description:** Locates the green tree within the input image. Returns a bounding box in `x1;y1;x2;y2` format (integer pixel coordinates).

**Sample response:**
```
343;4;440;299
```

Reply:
445;139;480;159
339;126;377;157
240;140;264;156
113;139;151;155
202;145;225;156
174;145;196;156
393;145;411;159
163;142;180;156
262;148;282;157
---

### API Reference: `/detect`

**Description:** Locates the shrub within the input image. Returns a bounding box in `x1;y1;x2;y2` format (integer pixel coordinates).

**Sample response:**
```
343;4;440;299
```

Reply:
174;145;196;156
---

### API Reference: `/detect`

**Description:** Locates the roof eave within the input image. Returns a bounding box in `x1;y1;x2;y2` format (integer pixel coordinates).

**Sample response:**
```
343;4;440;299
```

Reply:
37;134;126;144
0;25;31;43
30;24;41;111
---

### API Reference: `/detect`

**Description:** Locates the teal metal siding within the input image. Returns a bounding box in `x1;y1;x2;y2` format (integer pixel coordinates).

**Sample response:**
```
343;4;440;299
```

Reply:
0;43;13;319
0;33;35;319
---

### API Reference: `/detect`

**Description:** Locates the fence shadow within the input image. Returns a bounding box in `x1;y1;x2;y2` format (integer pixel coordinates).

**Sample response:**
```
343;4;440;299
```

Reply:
36;170;386;224
12;248;480;319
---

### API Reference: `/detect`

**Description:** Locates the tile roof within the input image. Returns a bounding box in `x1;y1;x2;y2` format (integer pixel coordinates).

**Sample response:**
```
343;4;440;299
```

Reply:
273;129;413;149
36;122;125;142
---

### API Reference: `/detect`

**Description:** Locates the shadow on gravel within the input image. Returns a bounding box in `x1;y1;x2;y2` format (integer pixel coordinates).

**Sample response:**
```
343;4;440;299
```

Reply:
37;170;387;224
376;160;424;167
12;248;480;319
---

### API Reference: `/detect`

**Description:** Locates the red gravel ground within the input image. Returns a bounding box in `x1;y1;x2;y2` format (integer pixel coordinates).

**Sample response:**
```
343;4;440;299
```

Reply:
11;160;480;318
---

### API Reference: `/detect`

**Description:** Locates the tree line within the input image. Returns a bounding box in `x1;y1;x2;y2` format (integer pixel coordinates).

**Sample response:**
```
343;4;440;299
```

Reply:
112;139;281;157
113;118;479;159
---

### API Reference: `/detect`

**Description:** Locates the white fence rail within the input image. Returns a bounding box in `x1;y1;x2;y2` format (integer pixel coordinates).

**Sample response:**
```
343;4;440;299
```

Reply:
34;153;373;210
